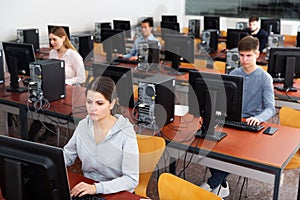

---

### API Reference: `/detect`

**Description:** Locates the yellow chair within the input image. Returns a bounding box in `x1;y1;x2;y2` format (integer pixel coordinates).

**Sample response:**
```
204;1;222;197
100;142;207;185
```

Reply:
214;61;226;74
158;173;221;200
134;134;166;197
194;59;207;71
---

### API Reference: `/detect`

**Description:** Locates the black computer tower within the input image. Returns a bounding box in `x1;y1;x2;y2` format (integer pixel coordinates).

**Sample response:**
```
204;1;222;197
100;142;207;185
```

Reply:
29;59;65;102
188;19;200;38
138;75;175;129
201;29;219;53
297;32;300;47
70;34;94;61
0;50;4;84
94;22;112;43
17;29;40;52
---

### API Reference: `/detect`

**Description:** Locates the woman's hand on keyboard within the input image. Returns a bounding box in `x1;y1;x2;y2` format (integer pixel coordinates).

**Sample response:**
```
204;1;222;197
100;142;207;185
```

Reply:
71;181;97;197
246;117;260;126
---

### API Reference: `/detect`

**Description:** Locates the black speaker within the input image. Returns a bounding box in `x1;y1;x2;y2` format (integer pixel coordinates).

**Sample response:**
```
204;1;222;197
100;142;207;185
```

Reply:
137;75;175;129
70;34;94;61
201;29;219;53
17;29;40;52
0;50;4;84
188;19;200;38
29;59;65;102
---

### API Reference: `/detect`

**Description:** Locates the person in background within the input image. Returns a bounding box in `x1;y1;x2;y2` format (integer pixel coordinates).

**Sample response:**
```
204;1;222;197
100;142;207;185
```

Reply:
247;16;269;52
64;76;139;197
121;17;160;61
200;36;275;198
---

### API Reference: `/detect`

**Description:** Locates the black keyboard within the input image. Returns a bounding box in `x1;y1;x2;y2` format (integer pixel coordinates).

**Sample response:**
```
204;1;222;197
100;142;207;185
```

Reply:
72;194;105;200
113;57;139;64
223;120;264;132
275;94;300;103
273;78;284;83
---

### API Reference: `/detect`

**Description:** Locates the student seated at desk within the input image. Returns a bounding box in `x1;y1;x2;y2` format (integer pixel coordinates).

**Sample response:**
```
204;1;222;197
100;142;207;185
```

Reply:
247;16;269;52
120;17;160;61
64;76;139;197
200;36;275;198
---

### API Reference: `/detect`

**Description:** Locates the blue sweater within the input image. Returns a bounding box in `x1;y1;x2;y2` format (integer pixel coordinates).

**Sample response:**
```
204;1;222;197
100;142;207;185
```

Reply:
230;67;275;122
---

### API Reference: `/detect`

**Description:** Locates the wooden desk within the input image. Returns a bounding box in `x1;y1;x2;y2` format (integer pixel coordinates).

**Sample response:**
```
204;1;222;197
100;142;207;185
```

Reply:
0;170;141;200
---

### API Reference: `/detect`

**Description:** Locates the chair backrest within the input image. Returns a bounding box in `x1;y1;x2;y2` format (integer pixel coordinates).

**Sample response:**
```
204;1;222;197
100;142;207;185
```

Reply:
134;134;166;197
279;107;300;169
158;173;221;200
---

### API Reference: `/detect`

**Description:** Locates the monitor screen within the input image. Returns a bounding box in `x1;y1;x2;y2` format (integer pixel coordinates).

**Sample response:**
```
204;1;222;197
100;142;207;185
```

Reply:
2;42;36;92
0;135;71;200
260;18;280;34
188;71;243;140
100;29;126;63
161;15;177;23
113;20;131;38
204;16;220;31
226;29;249;50
47;25;70;47
92;64;135;108
267;47;300;91
160;22;180;39
164;34;194;71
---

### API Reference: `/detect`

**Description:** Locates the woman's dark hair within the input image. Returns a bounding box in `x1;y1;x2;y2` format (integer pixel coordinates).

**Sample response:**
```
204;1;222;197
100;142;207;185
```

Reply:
86;76;122;115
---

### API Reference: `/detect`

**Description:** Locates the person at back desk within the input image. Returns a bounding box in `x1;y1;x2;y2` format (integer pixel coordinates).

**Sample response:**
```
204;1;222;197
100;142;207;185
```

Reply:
120;17;160;61
200;36;275;198
247;16;269;52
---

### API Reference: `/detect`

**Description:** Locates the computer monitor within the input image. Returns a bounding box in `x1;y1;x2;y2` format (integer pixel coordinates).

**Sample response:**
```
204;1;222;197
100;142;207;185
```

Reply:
204;16;220;31
92;64;135;108
164;34;194;71
100;29;126;63
2;42;36;92
0;135;70;200
260;18;281;34
226;29;249;50
161;15;177;23
160;22;180;39
47;25;70;47
113;20;131;38
267;47;300;92
188;71;243;141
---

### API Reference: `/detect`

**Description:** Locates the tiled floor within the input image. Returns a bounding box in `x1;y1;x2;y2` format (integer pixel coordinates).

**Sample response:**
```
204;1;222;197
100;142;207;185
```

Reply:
2;112;299;200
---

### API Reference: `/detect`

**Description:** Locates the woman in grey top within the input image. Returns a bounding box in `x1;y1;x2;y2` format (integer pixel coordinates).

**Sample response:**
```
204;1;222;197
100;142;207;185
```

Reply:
64;76;139;197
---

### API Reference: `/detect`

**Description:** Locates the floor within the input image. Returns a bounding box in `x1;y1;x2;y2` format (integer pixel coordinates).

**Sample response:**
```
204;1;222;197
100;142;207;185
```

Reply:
1;112;299;200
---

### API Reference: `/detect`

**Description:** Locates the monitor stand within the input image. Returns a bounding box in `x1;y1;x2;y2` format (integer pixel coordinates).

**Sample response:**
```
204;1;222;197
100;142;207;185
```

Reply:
274;57;297;92
195;128;227;141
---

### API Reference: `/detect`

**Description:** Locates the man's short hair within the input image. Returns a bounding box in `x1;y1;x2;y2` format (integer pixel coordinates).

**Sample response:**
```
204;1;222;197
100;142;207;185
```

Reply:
238;35;259;52
141;17;153;27
249;16;259;23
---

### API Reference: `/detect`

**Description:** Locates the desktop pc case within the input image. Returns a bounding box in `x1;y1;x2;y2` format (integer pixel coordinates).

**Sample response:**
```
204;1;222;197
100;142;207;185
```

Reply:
94;22;112;43
0;50;4;84
268;34;284;48
137;75;175;129
226;48;239;74
17;28;40;52
201;29;218;53
188;19;200;38
29;59;65;102
70;34;94;61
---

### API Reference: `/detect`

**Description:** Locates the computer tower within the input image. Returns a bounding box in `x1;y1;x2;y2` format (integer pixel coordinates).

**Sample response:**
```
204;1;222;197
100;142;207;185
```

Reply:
297;32;300;47
137;40;160;71
137;75;175;129
0;50;4;84
201;29;219;53
29;59;65;102
70;34;94;61
236;22;248;30
268;34;284;48
188;19;200;38
17;28;40;52
226;48;239;74
94;22;112;43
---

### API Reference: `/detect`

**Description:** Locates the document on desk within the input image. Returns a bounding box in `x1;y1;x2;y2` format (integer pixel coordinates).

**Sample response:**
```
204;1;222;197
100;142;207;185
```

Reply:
174;105;189;116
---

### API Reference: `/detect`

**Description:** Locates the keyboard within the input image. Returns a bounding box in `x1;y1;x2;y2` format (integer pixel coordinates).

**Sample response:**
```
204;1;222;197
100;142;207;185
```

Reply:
223;120;264;132
275;94;300;103
72;194;105;200
113;57;139;64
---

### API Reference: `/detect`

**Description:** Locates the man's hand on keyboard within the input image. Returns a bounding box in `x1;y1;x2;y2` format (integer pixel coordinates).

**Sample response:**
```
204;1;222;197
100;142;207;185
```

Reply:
246;117;261;126
71;181;97;197
129;56;138;61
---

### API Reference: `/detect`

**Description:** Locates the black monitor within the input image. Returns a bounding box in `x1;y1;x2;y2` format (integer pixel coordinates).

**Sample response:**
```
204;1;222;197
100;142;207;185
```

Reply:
100;29;126;63
47;25;70;47
267;47;300;92
160;22;180;39
137;40;160;70
0;135;71;200
226;29;249;50
113;20;131;38
164;34;194;71
92;64;135;108
260;18;280;35
204;16;220;31
161;15;177;23
2;42;36;92
188;71;243;141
